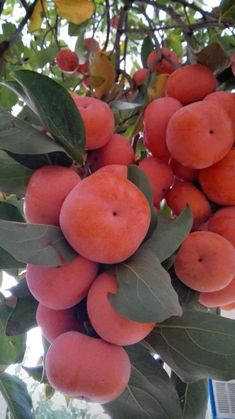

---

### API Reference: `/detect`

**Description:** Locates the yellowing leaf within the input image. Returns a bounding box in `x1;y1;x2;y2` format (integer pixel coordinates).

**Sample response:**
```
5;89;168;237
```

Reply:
29;0;47;32
147;73;169;101
55;0;95;24
89;51;116;98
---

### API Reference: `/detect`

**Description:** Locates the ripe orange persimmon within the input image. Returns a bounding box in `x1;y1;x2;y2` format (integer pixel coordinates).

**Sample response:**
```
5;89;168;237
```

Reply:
143;97;182;160
165;64;217;105
96;164;128;178
221;302;235;311
26;256;98;310
87;272;155;345
147;48;180;74
204;91;235;139
55;49;79;73
166;101;234;169
87;133;135;171
165;180;211;227
132;68;149;86
208;207;235;247
45;331;131;403
71;95;114;150
36;304;84;343
24;166;80;225
199;275;235;308
170;158;198;182
138;156;174;208
199;148;235;205
174;231;235;292
60;171;151;264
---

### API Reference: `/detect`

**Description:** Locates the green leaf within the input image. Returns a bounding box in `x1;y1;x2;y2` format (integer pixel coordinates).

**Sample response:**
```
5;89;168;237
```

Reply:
141;36;154;67
111;247;182;323
172;374;208;419
0;150;33;196
23;365;44;383
128;165;158;240
105;344;182;419
28;46;58;68
144;207;193;263
0;247;25;269
0;110;70;156
0;201;25;222
147;310;235;382
0;220;77;267
220;0;235;22
6;294;38;336
1;81;36;114
13;70;85;163
0;85;17;110
0;373;34;419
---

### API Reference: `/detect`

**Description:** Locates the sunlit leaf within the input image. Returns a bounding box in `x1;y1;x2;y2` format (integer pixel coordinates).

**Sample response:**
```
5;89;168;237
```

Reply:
55;0;95;25
89;51;116;98
28;0;47;32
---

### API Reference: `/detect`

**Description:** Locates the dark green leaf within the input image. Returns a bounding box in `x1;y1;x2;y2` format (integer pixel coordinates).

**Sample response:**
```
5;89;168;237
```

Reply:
1;81;36;114
0;201;25;222
10;280;31;298
0;220;77;267
13;70;85;163
0;247;25;269
111;247;182;323
147;310;235;382
0;373;34;419
143;207;193;263
0;110;69;156
128;165;158;240
22;365;44;383
105;344;182;419
141;36;154;67
220;0;235;22
6;294;38;336
0;150;33;196
172;374;208;419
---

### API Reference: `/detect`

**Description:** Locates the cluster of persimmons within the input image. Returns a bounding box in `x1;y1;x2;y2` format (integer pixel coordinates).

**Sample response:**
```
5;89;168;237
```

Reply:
24;46;235;404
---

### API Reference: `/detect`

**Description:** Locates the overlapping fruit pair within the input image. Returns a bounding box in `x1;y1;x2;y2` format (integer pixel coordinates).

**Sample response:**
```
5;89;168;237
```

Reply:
24;50;235;403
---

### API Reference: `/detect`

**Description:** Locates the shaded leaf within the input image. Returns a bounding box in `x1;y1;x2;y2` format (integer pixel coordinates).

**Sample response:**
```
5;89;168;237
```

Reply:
105;344;182;419
28;0;47;32
0;109;69;156
128;165;158;239
56;0;95;25
220;0;235;22
0;201;25;222
13;70;85;163
111;247;182;323
0;150;33;196
194;41;230;72
89;51;116;98
1;81;36;114
172;373;208;419
0;247;25;269
23;365;44;383
141;36;154;68
147;310;235;382
143;207;193;262
10;280;31;299
0;220;77;267
6;294;38;336
0;373;33;419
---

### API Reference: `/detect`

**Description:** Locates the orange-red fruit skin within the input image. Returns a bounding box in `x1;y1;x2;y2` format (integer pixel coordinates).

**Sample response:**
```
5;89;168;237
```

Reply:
199;275;235;308
165;180;211;227
72;95;114;150
199;148;235;205
60;171;151;264
147;48;180;74
143;97;182;160
132;68;149;86
26;256;98;310
204;91;235;139
87;134;135;171
87;273;155;345
165;64;217;105
208;206;235;247
24;166;80;225
138;156;174;208
36;304;84;343
170;159;198;182
174;231;235;292
45;331;131;403
55;49;79;73
166;101;234;169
